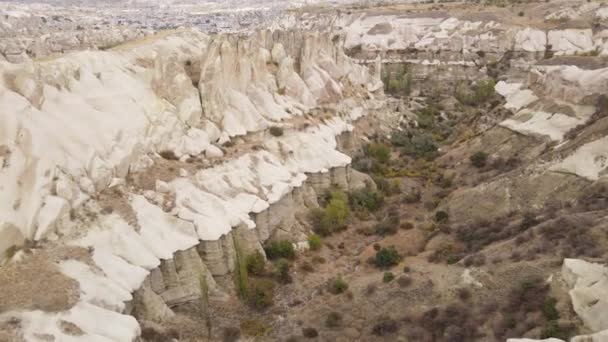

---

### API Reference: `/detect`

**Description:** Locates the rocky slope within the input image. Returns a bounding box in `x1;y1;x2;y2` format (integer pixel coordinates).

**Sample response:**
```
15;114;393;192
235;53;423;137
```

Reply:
2;1;608;342
0;27;383;341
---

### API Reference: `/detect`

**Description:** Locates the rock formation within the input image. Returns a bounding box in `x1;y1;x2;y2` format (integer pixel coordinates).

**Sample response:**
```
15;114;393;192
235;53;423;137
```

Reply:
0;27;381;341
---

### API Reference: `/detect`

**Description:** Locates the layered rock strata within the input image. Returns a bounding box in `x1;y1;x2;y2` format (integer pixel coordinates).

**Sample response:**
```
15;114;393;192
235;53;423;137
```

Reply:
0;27;381;341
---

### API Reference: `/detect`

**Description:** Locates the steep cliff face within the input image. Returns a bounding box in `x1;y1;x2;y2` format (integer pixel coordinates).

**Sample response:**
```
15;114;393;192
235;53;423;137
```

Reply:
0;28;382;341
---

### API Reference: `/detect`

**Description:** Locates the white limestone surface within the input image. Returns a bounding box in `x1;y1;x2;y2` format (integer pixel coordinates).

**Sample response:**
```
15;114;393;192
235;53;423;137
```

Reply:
0;27;378;342
500;110;584;141
550;136;608;180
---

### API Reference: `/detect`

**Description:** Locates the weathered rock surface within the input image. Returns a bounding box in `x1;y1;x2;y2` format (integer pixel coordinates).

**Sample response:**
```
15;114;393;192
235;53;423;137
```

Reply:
0;25;380;341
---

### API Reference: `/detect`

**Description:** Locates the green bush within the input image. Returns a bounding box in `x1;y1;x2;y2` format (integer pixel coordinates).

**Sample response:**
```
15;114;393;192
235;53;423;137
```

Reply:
435;210;449;223
383;271;395;283
264;240;295;260
269;126;284;137
391;131;438;159
543;297;560;321
367;143;391;164
374;215;400;236
233;237;249;299
374;247;400;268
275;259;291;283
308;234;323;251
470;151;488;168
328;276;349;294
349;187;384;212
310;190;350;236
416;105;439;129
245;251;266;276
247;278;275;310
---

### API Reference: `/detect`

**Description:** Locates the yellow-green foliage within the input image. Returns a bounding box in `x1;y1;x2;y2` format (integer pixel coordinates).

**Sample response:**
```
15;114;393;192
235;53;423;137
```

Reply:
308;234;323;251
232;235;249;299
367;143;391;164
310;189;350;236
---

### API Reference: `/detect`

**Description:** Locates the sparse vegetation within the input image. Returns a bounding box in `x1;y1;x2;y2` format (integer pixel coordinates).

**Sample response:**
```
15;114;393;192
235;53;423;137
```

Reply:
435;210;449;223
391;130;438;159
247;278;275;310
373;246;400;268
470;151;488;168
310;189;350;236
244;251;265;276
307;234;322;251
455;79;496;106
349;186;384;213
328;275;349;294
274;259;291;283
269;126;284;137
264;240;296;260
382;64;412;96
371;316;399;336
383;271;395;283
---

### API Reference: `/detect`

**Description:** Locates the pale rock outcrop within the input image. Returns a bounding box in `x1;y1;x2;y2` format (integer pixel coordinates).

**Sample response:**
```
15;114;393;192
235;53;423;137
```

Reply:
514;28;547;52
548;29;594;55
562;259;608;332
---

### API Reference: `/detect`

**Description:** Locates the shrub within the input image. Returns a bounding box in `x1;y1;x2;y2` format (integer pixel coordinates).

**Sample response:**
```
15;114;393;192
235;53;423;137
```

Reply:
308;234;322;251
374;247;400;268
470;151;488;168
518;11;524;16
245;251;265;276
435;210;449;223
372;316;399;336
400;221;414;230
275;259;291;283
391;131;438;159
325;312;343;328
264;240;295;260
310;190;350;236
541;320;574;340
302;327;318;338
383;271;395;283
328;276;349;294
374;215;400;236
233;238;249;299
367;143;391;164
349;187;384;212
247;278;275;310
543;297;560;321
269;126;284;137
159;150;179;160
